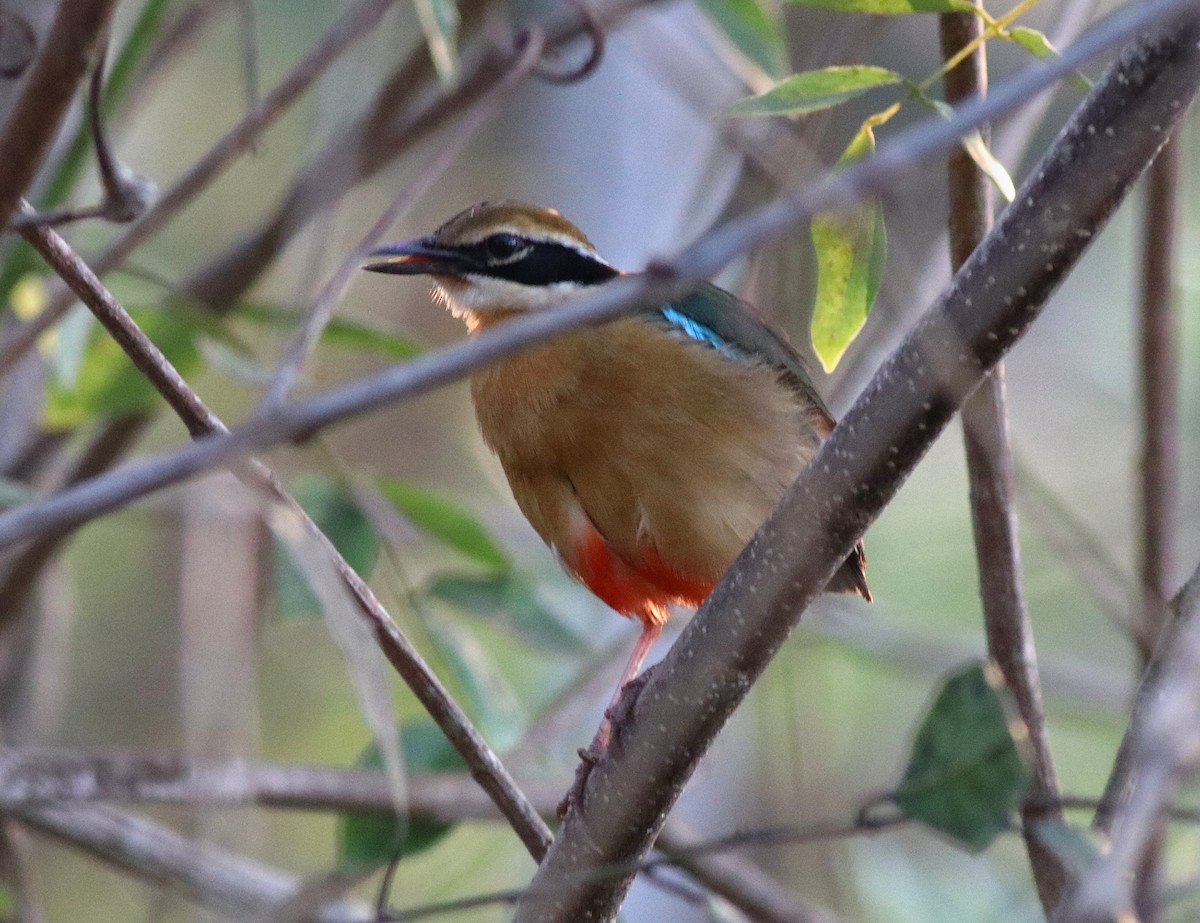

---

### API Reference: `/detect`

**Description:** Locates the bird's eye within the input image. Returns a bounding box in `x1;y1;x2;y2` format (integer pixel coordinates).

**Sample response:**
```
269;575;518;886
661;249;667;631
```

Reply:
483;233;527;264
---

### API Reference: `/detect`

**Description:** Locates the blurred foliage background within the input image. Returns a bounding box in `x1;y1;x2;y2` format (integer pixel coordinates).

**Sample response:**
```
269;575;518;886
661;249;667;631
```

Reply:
0;0;1198;919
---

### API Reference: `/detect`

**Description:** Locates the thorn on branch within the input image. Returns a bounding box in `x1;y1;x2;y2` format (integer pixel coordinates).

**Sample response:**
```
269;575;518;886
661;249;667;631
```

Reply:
7;38;155;231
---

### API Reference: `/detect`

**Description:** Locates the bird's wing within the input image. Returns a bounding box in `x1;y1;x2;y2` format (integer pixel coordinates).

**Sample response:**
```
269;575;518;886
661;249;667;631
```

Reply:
643;281;836;432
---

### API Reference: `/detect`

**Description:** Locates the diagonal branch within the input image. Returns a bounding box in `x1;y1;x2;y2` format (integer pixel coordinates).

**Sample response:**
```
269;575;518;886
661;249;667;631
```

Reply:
14;802;367;921
516;11;1200;919
939;8;1070;915
0;0;1186;554
9;38;557;856
0;0;401;380
1065;564;1200;922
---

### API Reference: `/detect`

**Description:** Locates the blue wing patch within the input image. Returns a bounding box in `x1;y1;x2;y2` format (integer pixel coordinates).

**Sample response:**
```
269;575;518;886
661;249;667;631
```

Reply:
659;306;746;361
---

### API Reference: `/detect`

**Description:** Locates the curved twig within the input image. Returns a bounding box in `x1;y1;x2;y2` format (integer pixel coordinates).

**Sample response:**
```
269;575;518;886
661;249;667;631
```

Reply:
531;0;605;83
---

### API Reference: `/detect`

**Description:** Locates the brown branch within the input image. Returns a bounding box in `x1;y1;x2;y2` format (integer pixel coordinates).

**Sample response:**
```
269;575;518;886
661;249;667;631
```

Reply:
0;746;823;922
0;0;119;229
516;11;1200;919
0;749;559;819
0;0;400;380
182;0;645;310
13;149;554;861
1065;565;1200;922
1128;121;1181;923
14;802;368;921
0;0;1180;554
1136;136;1180;663
940;8;1070;915
656;819;837;923
253;22;543;411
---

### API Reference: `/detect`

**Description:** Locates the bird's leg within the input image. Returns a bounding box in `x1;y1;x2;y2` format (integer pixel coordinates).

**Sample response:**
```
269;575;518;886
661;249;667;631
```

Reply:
599;619;662;748
559;619;663;817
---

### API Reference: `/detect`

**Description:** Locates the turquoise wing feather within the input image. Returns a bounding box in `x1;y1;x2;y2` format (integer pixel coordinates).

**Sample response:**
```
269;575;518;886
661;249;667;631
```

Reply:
647;281;835;428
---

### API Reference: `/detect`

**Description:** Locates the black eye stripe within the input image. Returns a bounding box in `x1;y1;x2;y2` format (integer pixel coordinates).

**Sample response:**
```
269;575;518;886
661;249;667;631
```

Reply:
460;240;618;286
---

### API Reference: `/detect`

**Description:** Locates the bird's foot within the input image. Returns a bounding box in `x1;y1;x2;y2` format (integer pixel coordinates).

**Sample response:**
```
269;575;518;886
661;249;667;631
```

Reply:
557;744;601;818
557;664;658;818
604;663;656;754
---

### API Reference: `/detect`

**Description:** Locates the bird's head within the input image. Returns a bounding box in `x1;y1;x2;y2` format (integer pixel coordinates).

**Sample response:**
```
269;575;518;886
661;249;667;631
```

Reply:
364;201;619;323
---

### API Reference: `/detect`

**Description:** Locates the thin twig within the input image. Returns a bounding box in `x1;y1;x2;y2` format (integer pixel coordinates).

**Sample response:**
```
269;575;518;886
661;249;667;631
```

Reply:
0;0;1185;553
1136;136;1180;663
181;0;636;310
0;745;829;922
939;8;1071;915
14;802;367;921
657;818;837;923
0;417;148;623
0;749;559;818
9;40;156;230
517;13;1200;919
0;0;400;380
13;182;553;859
1129;124;1181;923
254;26;548;411
1065;565;1200;922
0;0;120;229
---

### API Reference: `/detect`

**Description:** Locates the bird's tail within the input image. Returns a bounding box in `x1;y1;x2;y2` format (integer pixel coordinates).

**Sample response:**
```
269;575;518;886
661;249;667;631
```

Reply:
825;541;872;602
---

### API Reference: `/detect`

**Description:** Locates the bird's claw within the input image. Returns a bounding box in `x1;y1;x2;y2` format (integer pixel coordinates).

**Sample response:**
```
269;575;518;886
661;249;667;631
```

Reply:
557;745;601;817
558;664;659;817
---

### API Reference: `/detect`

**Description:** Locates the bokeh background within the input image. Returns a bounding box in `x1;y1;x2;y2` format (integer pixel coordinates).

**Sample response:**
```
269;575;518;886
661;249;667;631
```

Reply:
1;0;1198;919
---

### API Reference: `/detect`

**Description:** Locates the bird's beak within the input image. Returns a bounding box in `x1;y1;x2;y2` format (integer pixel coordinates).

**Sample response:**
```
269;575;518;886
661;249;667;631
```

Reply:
363;237;470;276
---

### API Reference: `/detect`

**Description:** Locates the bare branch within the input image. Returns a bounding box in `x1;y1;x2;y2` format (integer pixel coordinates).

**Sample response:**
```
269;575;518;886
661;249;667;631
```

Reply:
15;802;367;921
517;10;1200;919
1136;136;1180;663
0;0;400;380
1127;124;1182;923
182;0;643;310
8;40;156;230
0;0;1183;553
12;134;555;859
940;7;1070;914
0;0;119;229
1065;565;1200;922
254;24;554;411
656;819;837;923
0;416;148;623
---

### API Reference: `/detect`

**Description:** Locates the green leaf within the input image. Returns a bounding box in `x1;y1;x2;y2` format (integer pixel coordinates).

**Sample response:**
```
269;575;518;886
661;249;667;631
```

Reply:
273;475;379;620
233;302;423;362
376;477;510;573
42;307;203;430
338;722;466;869
429;573;587;653
810;103;894;372
787;0;973;13
1007;25;1055;58
810;206;884;372
696;0;788;77
925;98;1017;203
1007;27;1093;90
893;662;1032;852
727;66;901;117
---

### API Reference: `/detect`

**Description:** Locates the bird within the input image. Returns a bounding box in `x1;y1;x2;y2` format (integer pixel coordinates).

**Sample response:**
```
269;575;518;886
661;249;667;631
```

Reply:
364;201;870;749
